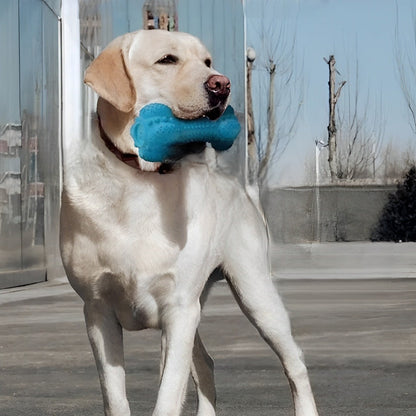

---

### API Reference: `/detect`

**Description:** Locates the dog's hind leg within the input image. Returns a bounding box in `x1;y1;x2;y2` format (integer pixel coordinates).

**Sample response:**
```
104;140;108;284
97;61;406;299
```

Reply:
222;208;319;416
191;330;216;416
84;303;130;416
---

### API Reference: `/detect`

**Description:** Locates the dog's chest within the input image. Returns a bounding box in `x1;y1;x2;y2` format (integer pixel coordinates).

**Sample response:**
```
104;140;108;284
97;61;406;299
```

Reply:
61;164;232;329
63;178;193;272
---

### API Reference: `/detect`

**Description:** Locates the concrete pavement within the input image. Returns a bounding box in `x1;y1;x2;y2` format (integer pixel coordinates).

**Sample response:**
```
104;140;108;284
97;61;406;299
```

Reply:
271;242;416;279
1;277;415;416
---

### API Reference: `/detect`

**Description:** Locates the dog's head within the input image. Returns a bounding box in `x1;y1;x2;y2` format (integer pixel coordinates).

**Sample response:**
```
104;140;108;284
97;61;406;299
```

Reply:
85;30;231;121
85;30;231;170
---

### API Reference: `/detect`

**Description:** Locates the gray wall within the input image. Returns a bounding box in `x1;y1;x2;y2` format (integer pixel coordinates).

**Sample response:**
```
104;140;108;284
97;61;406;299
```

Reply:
263;185;396;243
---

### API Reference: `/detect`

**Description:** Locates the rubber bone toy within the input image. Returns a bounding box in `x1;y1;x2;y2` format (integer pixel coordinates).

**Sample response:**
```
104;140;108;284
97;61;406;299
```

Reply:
130;103;241;162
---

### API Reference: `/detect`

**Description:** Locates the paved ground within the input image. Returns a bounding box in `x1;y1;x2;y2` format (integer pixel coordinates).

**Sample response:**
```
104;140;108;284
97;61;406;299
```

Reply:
271;242;416;279
1;277;415;416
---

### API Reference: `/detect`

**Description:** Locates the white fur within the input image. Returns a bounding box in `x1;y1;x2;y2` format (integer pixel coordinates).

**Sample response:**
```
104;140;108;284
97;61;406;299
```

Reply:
60;30;318;416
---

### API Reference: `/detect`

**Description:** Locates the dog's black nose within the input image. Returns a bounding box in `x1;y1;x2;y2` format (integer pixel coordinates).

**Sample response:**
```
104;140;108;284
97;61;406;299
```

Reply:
204;74;231;98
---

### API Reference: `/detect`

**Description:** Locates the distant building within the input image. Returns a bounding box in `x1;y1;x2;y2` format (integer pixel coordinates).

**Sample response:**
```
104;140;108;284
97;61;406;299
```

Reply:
143;0;177;31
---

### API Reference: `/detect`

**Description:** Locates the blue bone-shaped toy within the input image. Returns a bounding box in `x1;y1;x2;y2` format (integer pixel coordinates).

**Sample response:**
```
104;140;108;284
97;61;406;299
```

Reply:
130;103;241;162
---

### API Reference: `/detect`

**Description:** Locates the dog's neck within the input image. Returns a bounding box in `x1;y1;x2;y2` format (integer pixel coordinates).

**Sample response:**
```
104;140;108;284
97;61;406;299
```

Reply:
97;114;142;170
96;98;172;173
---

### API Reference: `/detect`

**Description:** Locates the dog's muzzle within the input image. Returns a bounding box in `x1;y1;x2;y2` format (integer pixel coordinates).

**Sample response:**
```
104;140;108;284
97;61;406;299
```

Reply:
204;74;231;120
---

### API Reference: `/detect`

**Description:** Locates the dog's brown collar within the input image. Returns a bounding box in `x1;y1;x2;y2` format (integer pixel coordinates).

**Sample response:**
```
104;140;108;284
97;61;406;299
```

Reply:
97;116;173;174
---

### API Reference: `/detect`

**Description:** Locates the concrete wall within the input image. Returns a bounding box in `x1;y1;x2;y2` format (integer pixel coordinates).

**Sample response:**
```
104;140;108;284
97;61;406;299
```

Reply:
262;185;396;243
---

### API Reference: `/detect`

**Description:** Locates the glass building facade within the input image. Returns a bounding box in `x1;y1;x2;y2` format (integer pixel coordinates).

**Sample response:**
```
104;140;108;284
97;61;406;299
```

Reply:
0;0;62;288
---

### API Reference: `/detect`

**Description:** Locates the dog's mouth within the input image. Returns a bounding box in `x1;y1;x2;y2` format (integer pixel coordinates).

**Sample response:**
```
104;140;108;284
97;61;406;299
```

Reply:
173;102;227;121
203;104;226;121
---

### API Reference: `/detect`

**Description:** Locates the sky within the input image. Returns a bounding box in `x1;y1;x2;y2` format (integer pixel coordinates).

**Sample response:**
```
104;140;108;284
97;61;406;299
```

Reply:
246;0;416;186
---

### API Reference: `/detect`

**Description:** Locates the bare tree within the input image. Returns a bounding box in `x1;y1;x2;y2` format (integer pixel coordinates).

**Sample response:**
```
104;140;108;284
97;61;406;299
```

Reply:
336;60;385;180
321;55;386;182
247;0;303;187
380;142;415;182
395;6;416;135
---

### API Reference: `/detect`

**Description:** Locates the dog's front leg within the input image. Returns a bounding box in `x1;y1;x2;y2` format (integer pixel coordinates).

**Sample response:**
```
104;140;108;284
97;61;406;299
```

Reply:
84;303;130;416
153;302;201;416
160;328;215;416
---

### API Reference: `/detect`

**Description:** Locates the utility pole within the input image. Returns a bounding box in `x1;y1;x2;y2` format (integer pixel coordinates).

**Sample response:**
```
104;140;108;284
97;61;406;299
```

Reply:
324;55;346;182
246;47;258;184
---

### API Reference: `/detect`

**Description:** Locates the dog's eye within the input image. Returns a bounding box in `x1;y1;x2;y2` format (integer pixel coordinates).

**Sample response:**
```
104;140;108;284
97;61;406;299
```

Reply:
156;55;179;65
205;58;212;68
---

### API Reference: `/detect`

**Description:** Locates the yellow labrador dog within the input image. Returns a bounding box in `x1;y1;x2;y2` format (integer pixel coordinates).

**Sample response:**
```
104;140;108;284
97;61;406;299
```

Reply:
60;30;318;416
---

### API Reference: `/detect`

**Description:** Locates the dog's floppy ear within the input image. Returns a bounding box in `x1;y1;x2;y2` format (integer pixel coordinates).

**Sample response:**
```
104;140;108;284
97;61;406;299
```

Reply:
84;37;137;113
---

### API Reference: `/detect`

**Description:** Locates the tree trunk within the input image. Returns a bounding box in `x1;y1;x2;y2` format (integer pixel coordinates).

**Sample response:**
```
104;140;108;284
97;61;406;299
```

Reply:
326;55;346;182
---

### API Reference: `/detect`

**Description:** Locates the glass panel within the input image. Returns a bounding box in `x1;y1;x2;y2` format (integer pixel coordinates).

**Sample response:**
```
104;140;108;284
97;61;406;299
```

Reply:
0;0;61;287
0;0;22;273
39;3;62;276
44;0;61;17
19;0;46;271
